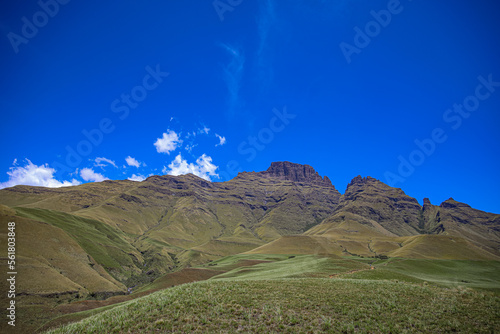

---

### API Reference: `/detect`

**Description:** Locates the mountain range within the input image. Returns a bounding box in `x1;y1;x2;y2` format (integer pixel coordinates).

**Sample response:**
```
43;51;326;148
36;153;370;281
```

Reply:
1;161;499;301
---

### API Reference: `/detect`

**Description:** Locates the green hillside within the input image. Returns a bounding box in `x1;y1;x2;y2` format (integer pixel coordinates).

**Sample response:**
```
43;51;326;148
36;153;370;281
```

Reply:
17;250;496;333
1;162;499;333
45;277;500;333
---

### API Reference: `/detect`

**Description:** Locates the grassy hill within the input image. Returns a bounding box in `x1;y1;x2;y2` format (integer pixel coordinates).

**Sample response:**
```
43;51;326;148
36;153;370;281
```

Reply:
1;162;499;332
0;165;341;276
0;206;127;297
46;279;499;333
43;255;500;333
248;233;499;261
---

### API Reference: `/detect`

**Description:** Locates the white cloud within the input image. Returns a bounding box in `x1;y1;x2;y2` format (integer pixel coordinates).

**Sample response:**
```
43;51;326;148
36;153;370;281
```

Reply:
128;174;146;182
199;126;210;135
154;130;182;154
185;144;197;153
163;154;219;181
215;134;226;147
185;130;197;139
0;159;80;189
80;168;107;182
125;156;142;168
94;157;117;168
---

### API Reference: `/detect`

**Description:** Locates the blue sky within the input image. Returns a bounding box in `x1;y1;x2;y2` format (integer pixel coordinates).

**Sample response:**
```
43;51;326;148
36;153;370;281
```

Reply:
1;0;499;213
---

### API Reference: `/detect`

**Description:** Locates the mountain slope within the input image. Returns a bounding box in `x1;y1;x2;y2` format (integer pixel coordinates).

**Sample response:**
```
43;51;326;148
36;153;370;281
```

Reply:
0;205;126;297
300;176;500;259
1;161;499;333
334;176;423;236
0;162;499;297
0;162;341;289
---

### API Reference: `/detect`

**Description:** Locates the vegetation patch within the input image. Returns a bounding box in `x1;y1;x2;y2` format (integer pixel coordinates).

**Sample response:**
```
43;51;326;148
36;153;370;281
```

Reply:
45;278;500;333
15;207;140;273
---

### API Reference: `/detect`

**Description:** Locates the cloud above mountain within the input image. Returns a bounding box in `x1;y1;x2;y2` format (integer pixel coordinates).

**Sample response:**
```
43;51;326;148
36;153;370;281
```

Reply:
94;157;117;169
154;130;183;154
128;174;147;182
126;156;142;168
163;154;219;181
0;159;80;189
80;168;107;182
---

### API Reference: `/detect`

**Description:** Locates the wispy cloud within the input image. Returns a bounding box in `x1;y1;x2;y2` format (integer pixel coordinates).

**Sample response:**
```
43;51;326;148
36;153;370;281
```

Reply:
187;126;210;139
94;157;117;169
215;134;226;147
199;126;210;135
125;156;142;168
185;144;197;153
0;159;80;189
220;43;245;116
257;0;276;60
255;0;276;91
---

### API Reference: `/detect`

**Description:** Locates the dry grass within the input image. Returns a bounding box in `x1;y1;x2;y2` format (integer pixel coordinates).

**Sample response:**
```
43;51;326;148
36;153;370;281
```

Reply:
45;278;500;333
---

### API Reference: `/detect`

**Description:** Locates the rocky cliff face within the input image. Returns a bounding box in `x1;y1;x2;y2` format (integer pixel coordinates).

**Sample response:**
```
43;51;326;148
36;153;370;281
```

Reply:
0;161;499;295
0;162;342;291
261;161;334;187
335;175;423;236
440;197;472;209
434;198;500;255
310;177;500;257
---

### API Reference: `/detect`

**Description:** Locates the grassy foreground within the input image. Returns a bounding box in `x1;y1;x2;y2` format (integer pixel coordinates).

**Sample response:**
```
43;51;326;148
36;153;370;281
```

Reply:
46;278;499;333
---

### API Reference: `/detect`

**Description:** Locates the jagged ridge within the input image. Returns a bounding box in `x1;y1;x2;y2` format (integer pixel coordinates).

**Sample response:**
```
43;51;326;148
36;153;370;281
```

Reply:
0;162;499;300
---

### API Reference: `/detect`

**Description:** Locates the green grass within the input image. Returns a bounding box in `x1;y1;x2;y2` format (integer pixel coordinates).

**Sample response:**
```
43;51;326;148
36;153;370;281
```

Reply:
199;253;291;271
209;254;368;280
341;258;500;291
15;207;140;271
40;254;500;333
45;278;500;333
36;300;131;333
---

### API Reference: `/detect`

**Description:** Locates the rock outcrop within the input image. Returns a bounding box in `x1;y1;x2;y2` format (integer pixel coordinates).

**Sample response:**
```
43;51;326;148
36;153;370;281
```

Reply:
0;161;499;294
261;161;334;187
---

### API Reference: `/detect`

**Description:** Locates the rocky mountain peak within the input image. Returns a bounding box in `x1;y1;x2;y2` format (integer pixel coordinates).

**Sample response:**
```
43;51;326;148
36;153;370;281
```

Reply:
423;197;432;210
347;175;367;187
262;161;333;187
345;175;381;192
440;198;472;209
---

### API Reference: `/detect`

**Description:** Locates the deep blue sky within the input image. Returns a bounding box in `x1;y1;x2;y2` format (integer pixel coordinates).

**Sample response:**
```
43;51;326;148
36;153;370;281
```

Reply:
1;1;499;213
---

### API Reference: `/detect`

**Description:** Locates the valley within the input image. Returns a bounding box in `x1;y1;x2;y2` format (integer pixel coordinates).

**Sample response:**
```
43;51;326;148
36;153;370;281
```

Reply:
0;161;499;333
